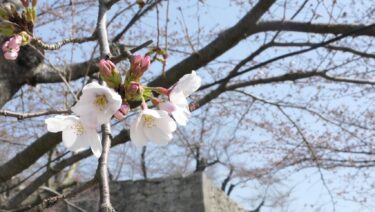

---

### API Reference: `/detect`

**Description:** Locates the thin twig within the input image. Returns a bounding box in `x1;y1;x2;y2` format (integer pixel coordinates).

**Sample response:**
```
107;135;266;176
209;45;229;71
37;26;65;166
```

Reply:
201;23;375;90
278;107;336;212
12;178;97;212
32;35;97;50
0;109;70;120
39;186;87;212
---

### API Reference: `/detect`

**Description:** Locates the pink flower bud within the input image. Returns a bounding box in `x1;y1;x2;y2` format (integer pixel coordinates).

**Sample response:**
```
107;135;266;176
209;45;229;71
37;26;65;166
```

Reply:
159;102;177;113
2;35;22;60
114;111;125;120
120;104;130;114
99;59;115;77
9;35;22;49
2;41;9;52
132;55;143;65
98;59;121;89
4;51;18;60
142;56;151;71
128;82;140;93
114;103;130;120
130;55;151;77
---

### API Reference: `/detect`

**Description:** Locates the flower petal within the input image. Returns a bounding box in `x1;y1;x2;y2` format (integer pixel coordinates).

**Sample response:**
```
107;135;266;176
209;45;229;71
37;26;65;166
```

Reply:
72;81;122;125
144;125;173;145
173;71;201;97
45;115;74;132
142;109;162;118
159;101;177;113
87;130;102;158
82;81;101;91
62;128;78;149
169;91;188;107
171;107;190;126
130;115;148;147
155;111;177;133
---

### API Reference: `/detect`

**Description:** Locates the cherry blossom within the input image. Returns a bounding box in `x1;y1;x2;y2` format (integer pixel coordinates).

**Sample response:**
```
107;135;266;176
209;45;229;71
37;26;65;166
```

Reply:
72;82;122;125
130;109;177;147
45;115;102;158
160;71;201;125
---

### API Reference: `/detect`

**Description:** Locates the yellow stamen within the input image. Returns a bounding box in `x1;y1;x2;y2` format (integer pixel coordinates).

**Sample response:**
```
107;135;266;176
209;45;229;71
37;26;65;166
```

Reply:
143;115;155;128
71;122;85;135
95;95;108;111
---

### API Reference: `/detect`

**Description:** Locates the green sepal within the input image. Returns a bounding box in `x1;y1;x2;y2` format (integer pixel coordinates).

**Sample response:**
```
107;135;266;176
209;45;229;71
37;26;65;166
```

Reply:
0;25;13;36
111;71;122;89
126;92;143;102
142;87;153;101
0;8;9;19
24;8;36;23
32;7;36;22
100;72;121;90
19;31;31;46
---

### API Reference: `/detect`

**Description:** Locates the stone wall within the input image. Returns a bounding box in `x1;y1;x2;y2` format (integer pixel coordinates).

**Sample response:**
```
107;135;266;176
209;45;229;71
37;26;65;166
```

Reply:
47;173;246;212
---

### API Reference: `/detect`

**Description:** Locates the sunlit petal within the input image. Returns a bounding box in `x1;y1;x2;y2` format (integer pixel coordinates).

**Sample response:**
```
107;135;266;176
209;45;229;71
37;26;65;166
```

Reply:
130;115;148;147
173;71;201;97
72;81;122;125
45;115;71;132
171;107;190;126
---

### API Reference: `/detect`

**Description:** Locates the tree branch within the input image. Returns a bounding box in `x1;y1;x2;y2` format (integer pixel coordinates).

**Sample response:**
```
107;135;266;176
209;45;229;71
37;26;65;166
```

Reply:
201;23;375;90
272;42;375;59
5;130;130;209
0;132;61;184
256;21;375;36
32;35;97;51
96;0;115;211
0;109;70;120
148;0;277;88
112;0;162;43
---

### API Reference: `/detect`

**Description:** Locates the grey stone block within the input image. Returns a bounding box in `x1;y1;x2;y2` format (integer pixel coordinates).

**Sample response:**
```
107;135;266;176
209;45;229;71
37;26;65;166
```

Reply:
47;173;246;212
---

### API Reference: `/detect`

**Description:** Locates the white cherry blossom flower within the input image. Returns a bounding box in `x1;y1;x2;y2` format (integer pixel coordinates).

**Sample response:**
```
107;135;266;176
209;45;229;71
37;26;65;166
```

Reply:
160;71;201;126
45;115;102;158
130;109;177;147
172;71;201;97
72;82;122;125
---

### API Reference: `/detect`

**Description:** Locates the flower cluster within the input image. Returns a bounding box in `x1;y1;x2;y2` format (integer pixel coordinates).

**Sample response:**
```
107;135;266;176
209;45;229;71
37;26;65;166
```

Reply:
45;55;201;157
46;82;122;158
0;1;35;60
2;35;21;60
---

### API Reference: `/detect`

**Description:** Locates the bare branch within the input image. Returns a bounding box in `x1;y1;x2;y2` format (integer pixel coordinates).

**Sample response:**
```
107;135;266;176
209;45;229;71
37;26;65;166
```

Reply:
0;132;61;184
272;42;375;59
112;0;162;43
5;130;130;209
0;109;70;120
32;36;97;51
202;23;375;90
148;0;277;88
96;0;115;211
256;21;375;37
